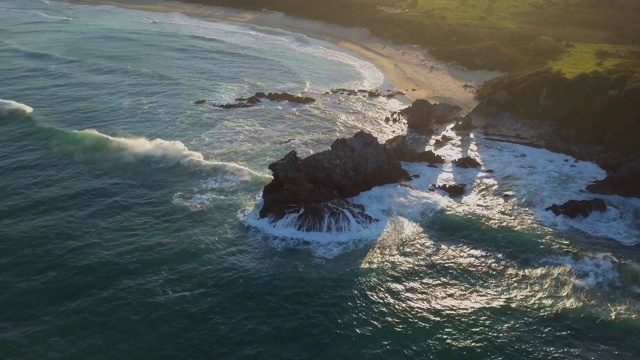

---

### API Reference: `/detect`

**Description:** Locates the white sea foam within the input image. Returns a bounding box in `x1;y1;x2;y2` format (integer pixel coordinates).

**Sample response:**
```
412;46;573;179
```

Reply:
539;254;620;288
137;12;383;89
0;99;34;117
72;129;261;180
242;125;640;251
393;127;640;245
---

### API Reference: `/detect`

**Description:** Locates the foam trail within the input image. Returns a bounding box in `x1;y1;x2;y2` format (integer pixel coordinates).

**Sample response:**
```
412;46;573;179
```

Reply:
68;129;262;179
0;99;34;118
0;8;72;22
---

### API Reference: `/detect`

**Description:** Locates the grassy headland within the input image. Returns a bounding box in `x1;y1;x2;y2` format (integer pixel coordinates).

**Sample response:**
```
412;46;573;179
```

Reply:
186;0;640;75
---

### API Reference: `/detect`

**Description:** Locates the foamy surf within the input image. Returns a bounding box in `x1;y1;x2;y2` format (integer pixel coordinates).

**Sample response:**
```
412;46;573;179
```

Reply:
242;125;640;254
240;197;388;244
0;99;34;117
538;254;621;289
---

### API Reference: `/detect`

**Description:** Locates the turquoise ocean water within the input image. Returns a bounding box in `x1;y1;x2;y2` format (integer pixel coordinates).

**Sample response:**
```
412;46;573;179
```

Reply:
1;1;640;358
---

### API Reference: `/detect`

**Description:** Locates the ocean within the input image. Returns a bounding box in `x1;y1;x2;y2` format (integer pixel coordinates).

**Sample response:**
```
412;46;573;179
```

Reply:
1;1;640;358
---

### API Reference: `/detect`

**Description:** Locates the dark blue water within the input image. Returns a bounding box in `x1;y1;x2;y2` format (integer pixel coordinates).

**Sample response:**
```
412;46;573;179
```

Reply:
1;1;640;358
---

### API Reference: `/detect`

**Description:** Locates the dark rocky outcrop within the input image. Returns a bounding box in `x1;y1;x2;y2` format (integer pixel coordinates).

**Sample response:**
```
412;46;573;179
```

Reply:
205;91;315;109
475;69;640;155
586;164;640;198
260;131;410;230
218;102;255;109
453;156;481;168
234;96;262;104
545;198;607;218
262;92;315;104
434;183;466;197
469;69;640;199
329;88;404;98
385;135;445;164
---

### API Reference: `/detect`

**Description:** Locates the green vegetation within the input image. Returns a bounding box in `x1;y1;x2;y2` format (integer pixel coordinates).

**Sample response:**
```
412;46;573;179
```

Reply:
189;0;640;75
548;43;640;77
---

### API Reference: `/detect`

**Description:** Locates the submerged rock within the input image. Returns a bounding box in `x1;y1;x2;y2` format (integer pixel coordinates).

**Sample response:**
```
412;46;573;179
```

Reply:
211;91;315;110
260;131;410;230
545;198;607;218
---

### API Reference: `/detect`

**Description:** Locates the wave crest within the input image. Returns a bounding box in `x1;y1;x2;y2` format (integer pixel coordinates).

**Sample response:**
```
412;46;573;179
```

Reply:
52;129;262;180
0;99;34;118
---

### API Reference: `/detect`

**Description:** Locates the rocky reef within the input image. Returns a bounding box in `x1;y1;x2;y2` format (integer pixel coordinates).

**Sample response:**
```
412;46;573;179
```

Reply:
195;92;315;109
468;69;640;199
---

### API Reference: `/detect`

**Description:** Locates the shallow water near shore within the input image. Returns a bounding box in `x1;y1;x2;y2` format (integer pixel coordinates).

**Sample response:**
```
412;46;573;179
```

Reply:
1;1;640;358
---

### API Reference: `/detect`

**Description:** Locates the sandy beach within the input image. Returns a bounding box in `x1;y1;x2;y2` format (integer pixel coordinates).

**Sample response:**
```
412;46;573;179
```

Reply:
67;0;501;112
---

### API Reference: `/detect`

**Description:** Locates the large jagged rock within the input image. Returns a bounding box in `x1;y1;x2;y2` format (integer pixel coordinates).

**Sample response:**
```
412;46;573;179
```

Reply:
260;131;410;229
545;198;607;218
385;135;444;164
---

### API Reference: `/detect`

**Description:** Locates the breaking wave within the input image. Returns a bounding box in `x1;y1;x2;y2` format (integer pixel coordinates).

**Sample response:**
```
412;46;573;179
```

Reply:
0;99;34;118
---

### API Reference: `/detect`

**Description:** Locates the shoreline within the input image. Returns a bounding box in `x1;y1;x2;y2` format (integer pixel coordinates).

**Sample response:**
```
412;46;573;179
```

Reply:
65;0;501;113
